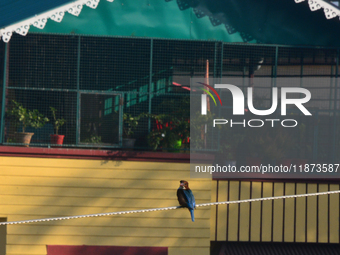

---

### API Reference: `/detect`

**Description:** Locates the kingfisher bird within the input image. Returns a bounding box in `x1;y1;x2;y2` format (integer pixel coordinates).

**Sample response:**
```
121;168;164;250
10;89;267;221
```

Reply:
177;180;196;222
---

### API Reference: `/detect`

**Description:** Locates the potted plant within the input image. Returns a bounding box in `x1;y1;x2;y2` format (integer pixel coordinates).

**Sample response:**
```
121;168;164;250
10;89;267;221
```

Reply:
245;126;295;167
7;100;49;146
244;128;265;166
186;111;209;151
147;125;182;151
217;144;237;167
83;135;102;144
216;125;245;166
123;112;141;148
273;128;295;166
50;107;66;145
146;114;190;152
218;128;245;167
292;123;310;166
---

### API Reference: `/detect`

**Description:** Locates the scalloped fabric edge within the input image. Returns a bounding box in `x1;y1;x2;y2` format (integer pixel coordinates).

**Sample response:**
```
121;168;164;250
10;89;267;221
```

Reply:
0;0;114;43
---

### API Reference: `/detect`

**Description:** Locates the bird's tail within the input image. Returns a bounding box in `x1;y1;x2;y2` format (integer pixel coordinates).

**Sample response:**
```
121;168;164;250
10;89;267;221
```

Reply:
189;208;195;222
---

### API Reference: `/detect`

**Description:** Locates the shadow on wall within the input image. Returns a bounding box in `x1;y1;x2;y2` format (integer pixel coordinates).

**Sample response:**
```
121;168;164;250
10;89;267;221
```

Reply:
1;158;211;254
166;0;340;46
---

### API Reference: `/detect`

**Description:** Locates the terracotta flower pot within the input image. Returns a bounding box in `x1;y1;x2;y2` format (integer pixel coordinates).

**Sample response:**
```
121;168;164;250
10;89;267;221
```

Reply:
50;134;65;145
14;132;34;147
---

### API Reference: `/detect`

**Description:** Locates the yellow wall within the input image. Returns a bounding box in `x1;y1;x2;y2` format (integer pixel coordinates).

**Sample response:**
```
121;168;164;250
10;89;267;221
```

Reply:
211;180;340;243
0;156;211;255
2;156;339;255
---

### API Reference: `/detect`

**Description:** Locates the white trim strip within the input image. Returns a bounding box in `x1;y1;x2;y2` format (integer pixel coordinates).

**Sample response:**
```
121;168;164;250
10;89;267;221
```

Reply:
0;0;114;43
295;0;340;20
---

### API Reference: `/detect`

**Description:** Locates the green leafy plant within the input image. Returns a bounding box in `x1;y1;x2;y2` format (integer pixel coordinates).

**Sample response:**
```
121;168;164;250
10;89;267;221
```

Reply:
123;113;142;138
189;111;215;150
220;134;246;161
147;129;165;150
83;135;102;144
246;126;294;161
147;127;183;151
145;97;190;151
50;107;66;135
293;123;312;159
215;119;247;160
146;114;189;151
8;100;49;132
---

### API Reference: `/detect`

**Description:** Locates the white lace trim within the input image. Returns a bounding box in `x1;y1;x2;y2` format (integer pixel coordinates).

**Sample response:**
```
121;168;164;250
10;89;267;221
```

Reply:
0;0;114;43
295;0;340;19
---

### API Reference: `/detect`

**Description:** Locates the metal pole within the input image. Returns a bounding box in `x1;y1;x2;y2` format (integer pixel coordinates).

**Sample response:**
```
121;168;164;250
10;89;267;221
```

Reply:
218;42;224;151
214;42;217;79
220;42;224;80
331;49;339;162
148;39;153;133
0;43;8;144
76;36;81;145
273;46;278;86
329;62;334;112
313;111;318;161
300;51;304;89
273;46;278;122
119;94;123;146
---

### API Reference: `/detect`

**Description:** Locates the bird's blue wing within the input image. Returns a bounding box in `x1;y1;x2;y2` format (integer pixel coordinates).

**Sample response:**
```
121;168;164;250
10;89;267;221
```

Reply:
184;189;195;209
181;189;190;208
191;190;196;208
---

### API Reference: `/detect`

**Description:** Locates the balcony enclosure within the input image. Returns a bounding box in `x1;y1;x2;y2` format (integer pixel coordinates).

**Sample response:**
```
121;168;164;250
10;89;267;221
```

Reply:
0;34;339;162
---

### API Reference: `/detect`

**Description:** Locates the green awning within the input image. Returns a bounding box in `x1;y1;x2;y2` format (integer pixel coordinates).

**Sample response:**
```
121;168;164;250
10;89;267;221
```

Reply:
1;0;340;46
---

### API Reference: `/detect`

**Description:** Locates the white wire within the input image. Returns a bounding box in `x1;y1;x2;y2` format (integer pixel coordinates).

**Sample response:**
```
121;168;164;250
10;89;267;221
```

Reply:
0;189;339;226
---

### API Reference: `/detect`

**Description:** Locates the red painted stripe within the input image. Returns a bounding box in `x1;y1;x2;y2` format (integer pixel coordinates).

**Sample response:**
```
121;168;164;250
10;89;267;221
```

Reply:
0;146;214;164
47;245;167;255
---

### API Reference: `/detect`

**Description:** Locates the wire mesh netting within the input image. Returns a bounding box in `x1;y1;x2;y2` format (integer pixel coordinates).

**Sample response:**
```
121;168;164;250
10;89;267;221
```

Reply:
211;44;339;165
79;93;121;146
0;33;339;162
0;42;4;141
7;35;78;90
